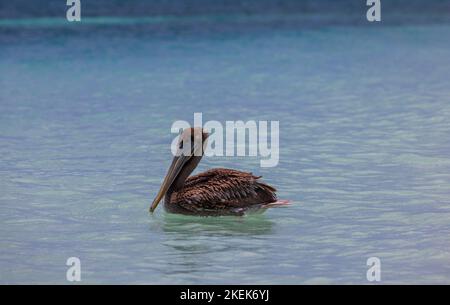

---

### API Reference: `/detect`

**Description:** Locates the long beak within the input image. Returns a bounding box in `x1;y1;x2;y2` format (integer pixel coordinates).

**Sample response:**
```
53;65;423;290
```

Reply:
149;154;190;213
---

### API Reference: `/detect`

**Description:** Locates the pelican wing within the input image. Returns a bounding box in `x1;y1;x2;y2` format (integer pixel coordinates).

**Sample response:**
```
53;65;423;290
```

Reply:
171;168;277;214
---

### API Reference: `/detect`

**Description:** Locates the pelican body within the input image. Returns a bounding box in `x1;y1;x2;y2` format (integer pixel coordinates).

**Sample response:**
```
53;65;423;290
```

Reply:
150;128;288;216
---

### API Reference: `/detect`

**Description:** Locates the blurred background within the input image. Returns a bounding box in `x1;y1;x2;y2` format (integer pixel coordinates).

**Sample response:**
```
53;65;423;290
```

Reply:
1;0;449;21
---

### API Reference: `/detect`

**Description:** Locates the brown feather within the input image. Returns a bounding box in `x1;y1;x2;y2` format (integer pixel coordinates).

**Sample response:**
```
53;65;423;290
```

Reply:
165;168;277;216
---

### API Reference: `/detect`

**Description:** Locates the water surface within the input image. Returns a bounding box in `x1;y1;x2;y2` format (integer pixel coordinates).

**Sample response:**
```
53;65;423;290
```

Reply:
1;18;450;284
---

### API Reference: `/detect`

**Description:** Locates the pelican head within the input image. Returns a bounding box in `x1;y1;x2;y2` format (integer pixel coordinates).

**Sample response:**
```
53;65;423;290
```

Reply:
149;127;209;213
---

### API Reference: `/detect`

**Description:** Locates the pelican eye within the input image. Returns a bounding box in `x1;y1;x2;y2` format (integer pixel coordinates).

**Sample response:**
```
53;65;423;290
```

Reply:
179;141;183;149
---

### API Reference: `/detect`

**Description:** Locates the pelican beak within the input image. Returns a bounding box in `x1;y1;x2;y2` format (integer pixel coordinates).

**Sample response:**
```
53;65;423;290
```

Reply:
149;154;190;213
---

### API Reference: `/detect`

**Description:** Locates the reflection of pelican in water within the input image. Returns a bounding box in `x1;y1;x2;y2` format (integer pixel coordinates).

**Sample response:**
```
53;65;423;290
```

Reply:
150;127;290;216
148;213;275;278
160;213;275;237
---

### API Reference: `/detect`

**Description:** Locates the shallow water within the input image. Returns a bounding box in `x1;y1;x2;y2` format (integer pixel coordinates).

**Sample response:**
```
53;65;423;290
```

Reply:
1;18;450;284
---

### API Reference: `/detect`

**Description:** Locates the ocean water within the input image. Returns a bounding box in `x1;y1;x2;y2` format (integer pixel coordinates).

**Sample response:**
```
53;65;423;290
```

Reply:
1;17;450;284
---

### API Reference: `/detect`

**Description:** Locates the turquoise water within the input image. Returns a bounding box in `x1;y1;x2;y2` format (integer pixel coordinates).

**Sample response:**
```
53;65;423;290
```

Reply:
1;19;450;284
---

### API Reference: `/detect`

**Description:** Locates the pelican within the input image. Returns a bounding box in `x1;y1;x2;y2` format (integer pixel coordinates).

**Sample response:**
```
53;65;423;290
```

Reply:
150;127;289;216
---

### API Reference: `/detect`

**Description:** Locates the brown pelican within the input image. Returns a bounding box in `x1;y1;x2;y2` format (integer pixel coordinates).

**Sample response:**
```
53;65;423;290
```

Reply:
150;127;289;216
